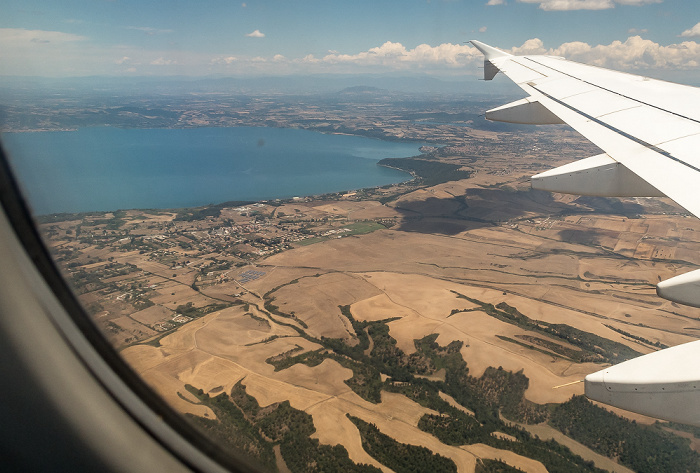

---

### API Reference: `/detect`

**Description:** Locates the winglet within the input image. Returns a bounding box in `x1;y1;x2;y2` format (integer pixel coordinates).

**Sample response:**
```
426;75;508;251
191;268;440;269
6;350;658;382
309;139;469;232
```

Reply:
470;40;511;81
469;40;512;60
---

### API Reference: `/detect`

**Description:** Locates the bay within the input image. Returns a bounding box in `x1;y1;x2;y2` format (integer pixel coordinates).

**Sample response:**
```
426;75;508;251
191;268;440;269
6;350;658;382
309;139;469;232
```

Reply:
2;127;420;215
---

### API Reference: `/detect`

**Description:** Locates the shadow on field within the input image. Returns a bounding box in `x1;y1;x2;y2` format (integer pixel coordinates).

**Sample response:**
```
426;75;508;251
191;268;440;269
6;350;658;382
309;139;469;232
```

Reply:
391;187;646;236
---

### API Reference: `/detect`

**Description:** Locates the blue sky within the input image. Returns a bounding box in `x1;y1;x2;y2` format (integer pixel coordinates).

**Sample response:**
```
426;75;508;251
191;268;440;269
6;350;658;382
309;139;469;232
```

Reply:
2;0;700;78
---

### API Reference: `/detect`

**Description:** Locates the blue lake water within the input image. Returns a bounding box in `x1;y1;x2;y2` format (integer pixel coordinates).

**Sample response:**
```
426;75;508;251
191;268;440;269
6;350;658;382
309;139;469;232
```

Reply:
2;127;422;215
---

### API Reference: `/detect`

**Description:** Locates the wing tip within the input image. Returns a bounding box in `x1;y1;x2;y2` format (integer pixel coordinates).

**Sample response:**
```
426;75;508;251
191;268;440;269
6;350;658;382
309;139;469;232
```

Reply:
469;40;512;60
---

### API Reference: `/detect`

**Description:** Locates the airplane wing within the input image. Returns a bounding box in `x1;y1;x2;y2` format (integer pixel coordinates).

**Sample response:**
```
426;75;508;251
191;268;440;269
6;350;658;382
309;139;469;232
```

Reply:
471;40;700;426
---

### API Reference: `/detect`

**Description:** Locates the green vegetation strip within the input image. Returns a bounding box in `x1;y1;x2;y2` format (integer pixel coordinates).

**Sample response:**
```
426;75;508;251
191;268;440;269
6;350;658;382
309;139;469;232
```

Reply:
185;383;380;473
377;157;473;187
550;396;700;473
267;306;608;472
452;291;641;364
348;415;457;473
183;297;697;473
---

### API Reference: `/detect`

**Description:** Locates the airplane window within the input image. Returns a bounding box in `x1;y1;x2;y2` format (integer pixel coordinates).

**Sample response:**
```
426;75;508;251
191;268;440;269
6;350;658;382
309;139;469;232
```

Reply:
3;1;700;472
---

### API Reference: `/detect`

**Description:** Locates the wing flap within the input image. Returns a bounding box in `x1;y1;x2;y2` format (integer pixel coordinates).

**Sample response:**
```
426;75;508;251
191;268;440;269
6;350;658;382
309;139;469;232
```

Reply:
527;76;598;98
563;90;642;118
597;106;700;146
616;147;700;218
585;340;700;426
531;153;663;197
659;134;700;169
494;58;548;84
485;98;564;125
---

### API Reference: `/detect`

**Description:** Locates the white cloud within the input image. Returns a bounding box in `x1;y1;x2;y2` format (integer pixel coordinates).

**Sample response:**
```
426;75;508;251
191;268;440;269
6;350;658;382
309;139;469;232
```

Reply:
681;22;700;38
517;0;659;11
615;0;661;4
210;56;237;65
4;27;700;79
246;29;265;38
518;0;613;10
321;41;479;69
0;27;86;45
479;26;488;33
150;57;177;66
510;38;548;55
486;0;505;4
550;35;700;70
301;54;320;63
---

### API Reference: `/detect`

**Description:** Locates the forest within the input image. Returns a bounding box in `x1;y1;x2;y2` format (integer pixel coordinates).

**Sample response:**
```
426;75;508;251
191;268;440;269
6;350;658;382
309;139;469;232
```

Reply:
179;300;700;473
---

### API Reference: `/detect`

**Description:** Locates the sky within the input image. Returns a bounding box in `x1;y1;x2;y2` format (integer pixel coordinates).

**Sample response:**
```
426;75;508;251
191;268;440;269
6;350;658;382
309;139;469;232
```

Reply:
2;0;700;80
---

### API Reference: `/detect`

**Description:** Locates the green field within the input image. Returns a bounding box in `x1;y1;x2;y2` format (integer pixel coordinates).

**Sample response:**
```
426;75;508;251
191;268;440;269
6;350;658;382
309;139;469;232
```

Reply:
297;221;385;246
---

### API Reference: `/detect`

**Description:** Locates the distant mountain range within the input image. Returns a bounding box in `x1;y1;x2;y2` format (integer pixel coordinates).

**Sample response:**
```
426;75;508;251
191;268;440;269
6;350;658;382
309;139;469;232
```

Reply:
0;73;521;97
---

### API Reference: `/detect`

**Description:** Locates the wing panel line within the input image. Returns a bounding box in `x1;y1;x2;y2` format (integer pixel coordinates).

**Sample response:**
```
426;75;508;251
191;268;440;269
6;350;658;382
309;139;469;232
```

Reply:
523;57;700;125
529;83;700;175
500;58;551;80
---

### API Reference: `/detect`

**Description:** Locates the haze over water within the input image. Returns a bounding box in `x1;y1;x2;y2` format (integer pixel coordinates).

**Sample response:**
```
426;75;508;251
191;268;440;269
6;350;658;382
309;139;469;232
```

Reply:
3;126;420;215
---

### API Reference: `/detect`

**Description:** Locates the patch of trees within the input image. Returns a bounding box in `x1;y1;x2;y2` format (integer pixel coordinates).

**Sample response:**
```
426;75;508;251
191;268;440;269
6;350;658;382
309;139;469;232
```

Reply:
266;345;384;403
266;348;326;372
451;293;641;364
174;205;223;222
83;300;105;316
347;415;457;473
476;459;524;473
262;296;307;328
132;297;154;311
260;305;605;472
513;334;581;359
184;384;276;472
494;301;641;363
604;324;669;349
418;409;484;445
185;383;381;473
663;421;700;439
175;302;231;319
36;212;80;224
377;157;473;187
78;211;127;229
66;269;108;294
550;396;700;473
120;237;163;253
174;201;256;221
541;322;640;364
398;339;602;473
496;335;571;360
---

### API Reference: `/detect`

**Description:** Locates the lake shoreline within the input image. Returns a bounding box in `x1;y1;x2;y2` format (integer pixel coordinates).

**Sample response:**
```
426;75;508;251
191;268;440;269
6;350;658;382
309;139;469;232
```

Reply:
4;126;426;215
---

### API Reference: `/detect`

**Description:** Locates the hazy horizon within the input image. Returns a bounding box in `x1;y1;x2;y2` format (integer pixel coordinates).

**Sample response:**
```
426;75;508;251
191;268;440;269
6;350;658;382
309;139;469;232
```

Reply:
3;1;700;83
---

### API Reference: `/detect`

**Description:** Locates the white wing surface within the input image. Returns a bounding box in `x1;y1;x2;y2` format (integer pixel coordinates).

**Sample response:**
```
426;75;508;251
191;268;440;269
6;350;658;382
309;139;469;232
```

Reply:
472;40;700;426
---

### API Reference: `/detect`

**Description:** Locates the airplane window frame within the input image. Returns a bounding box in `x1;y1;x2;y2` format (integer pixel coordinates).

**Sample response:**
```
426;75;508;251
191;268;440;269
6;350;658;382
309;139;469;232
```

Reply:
0;140;262;472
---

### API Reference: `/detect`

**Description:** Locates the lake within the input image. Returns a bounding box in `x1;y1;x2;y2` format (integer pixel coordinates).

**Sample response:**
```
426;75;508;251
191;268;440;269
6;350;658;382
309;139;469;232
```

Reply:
1;127;421;215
